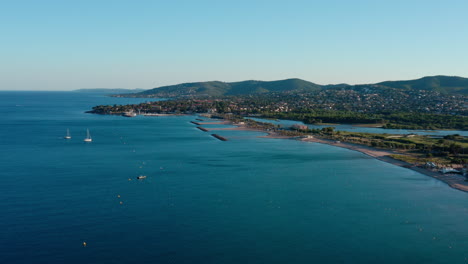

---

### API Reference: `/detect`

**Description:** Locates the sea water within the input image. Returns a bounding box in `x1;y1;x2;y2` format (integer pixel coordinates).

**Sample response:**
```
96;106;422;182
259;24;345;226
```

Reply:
1;91;468;264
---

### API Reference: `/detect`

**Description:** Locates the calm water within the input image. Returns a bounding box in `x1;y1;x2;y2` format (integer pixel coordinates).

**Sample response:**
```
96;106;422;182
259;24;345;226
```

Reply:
248;117;468;136
1;92;468;264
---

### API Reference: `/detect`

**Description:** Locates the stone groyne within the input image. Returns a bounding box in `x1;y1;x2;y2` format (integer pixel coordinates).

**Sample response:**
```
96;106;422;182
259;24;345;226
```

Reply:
211;134;228;141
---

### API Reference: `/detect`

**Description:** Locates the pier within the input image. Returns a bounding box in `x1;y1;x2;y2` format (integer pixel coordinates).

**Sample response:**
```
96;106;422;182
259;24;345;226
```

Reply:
197;127;209;132
190;121;201;125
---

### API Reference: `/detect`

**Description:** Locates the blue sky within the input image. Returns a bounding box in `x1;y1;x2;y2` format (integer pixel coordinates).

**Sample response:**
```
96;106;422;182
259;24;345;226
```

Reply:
1;0;468;90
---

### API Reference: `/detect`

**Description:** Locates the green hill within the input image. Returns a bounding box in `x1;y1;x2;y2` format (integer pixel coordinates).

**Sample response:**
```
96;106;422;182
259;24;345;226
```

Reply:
138;81;231;97
130;75;468;97
377;75;468;95
137;78;322;97
227;78;322;95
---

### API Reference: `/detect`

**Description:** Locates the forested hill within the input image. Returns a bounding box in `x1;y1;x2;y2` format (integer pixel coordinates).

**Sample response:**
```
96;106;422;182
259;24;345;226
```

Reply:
377;76;468;95
134;78;323;97
122;75;468;97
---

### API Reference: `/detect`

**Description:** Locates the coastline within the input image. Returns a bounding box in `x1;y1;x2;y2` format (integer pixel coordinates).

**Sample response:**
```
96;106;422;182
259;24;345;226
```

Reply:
208;120;468;193
299;137;468;192
116;113;467;193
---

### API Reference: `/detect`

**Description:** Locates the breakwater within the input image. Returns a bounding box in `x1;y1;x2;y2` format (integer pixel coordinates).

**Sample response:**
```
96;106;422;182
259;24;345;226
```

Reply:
211;134;228;141
197;127;208;132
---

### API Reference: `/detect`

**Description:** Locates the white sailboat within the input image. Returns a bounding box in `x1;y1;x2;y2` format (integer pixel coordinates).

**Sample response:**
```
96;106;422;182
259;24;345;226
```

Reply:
64;128;71;139
84;129;92;142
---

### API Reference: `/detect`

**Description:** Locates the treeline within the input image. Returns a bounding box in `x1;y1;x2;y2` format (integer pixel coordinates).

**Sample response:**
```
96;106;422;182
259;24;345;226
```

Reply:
382;113;467;130
262;111;382;124
302;128;468;163
260;111;467;130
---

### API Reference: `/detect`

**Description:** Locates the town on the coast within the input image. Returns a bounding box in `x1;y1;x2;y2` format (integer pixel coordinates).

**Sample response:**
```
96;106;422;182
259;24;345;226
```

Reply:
88;75;468;191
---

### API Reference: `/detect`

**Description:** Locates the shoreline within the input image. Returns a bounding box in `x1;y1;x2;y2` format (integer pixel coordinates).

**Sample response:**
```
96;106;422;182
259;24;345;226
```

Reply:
299;137;468;192
209;120;468;193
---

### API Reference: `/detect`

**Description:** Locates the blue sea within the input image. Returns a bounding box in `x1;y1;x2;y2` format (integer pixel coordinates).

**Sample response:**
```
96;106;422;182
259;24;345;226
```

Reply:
1;91;468;264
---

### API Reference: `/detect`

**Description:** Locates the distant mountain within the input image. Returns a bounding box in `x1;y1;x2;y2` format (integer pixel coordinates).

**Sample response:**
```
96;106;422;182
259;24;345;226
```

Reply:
377;76;468;95
74;88;146;93
126;75;468;97
136;78;322;97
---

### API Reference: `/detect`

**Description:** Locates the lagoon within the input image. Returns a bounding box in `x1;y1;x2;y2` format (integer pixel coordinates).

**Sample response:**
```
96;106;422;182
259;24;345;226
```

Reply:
247;117;468;136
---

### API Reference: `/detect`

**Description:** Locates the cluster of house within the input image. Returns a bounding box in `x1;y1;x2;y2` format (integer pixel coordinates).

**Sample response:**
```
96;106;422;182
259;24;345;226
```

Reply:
291;124;308;131
426;162;467;176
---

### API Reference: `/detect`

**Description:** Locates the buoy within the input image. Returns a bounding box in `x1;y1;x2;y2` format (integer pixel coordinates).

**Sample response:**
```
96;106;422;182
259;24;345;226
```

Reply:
117;194;121;198
120;201;123;205
83;242;87;247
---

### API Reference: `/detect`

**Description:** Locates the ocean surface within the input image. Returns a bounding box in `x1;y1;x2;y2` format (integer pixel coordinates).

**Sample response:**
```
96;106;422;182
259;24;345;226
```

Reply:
1;91;468;264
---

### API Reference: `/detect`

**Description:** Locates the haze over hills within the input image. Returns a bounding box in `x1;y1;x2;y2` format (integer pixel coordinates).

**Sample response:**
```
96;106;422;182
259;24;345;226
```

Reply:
125;75;468;97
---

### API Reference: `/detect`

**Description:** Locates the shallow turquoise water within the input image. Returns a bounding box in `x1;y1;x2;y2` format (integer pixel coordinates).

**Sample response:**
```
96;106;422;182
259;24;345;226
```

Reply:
1;92;468;264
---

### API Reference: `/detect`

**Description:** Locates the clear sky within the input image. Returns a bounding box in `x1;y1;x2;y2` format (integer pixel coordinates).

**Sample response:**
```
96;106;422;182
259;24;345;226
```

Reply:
1;0;468;90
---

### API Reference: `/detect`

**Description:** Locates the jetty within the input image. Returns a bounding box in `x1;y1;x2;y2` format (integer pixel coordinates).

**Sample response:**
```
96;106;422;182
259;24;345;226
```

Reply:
197;127;209;132
211;134;228;141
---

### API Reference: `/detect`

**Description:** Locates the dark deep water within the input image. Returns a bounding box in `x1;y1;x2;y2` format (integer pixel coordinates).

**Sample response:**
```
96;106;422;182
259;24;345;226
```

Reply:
1;91;468;264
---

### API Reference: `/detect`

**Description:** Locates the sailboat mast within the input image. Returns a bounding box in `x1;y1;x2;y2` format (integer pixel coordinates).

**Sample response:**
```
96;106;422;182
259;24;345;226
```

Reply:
84;128;92;142
64;128;71;139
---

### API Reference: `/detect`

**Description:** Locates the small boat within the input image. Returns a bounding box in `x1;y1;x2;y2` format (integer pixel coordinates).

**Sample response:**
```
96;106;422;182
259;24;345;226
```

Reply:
123;112;137;117
137;175;147;179
64;129;71;139
84;129;92;142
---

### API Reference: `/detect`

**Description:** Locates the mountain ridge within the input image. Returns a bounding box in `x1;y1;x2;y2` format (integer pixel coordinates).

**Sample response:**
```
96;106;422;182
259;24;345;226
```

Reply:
376;75;468;94
129;75;468;97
